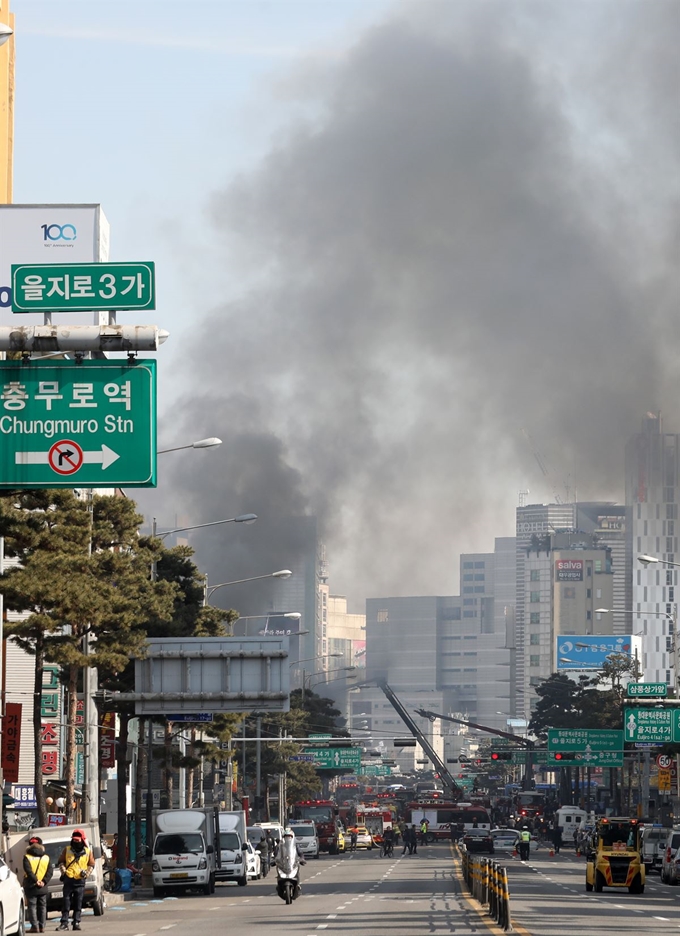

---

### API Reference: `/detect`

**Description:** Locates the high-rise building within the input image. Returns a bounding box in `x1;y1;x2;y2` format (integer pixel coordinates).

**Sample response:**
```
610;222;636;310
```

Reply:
515;503;577;717
625;414;678;683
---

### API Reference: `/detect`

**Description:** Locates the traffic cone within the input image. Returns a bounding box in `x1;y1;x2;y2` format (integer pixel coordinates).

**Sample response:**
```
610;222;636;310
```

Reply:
512;847;518;857
549;847;555;857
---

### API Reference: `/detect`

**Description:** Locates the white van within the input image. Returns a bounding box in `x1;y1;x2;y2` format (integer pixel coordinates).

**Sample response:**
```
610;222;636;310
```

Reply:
555;807;588;842
640;824;666;874
288;821;319;859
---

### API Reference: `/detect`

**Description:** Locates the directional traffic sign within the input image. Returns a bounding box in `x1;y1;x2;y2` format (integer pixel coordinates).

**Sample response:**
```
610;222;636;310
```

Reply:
547;729;623;751
300;746;362;771
547;729;623;767
360;765;393;777
0;360;156;488
11;262;156;313
624;707;677;743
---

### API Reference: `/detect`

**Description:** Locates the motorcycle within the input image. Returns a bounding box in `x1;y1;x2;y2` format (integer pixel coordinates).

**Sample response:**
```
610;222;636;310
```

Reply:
275;837;303;905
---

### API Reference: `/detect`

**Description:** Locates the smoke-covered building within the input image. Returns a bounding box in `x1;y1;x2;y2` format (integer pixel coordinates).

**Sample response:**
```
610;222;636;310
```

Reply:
625;414;678;684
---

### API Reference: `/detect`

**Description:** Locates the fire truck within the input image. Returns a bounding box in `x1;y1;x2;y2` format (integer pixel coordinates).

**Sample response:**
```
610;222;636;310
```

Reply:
290;800;340;854
354;804;394;843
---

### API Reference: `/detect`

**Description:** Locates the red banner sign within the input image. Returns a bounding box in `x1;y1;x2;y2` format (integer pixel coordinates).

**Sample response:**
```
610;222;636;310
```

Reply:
2;703;22;784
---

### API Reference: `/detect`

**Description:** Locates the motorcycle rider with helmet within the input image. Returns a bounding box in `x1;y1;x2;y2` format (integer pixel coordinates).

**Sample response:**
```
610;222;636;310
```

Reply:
275;828;307;902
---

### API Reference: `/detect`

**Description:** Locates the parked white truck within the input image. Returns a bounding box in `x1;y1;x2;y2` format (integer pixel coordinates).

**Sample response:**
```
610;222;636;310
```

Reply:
151;808;219;898
216;811;248;887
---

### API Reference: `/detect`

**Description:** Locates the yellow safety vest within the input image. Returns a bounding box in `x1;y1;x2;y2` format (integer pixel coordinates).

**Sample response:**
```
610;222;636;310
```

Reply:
520;831;531;842
26;854;50;882
62;846;91;879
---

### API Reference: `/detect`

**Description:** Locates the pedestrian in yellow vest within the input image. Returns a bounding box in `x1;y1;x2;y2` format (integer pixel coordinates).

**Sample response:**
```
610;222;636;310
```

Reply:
56;830;95;932
22;835;53;934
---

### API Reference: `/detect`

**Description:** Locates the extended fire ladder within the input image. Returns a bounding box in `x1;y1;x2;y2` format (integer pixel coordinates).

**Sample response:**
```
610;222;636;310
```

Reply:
376;681;462;799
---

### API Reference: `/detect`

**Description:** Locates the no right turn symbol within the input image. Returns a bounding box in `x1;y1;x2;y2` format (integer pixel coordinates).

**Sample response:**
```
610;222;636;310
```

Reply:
48;439;84;475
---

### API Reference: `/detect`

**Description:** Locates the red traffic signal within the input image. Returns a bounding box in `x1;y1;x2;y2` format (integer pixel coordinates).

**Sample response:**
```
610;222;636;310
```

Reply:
490;752;512;761
553;752;576;761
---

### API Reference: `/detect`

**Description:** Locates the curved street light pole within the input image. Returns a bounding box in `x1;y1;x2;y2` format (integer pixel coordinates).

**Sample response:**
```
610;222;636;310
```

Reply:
203;569;292;606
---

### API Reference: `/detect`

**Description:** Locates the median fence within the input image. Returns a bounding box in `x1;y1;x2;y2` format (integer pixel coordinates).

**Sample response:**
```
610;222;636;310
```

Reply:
459;849;512;932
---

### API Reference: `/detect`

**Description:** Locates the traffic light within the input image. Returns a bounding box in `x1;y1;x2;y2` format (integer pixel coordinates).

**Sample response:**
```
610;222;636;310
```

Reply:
490;751;512;761
394;738;417;747
553;752;576;761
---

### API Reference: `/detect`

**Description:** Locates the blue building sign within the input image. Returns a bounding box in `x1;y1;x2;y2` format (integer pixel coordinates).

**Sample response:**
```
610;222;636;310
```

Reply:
12;785;37;810
556;635;634;670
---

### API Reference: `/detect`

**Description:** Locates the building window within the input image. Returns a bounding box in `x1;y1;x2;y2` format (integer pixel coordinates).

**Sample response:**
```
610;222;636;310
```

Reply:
530;633;540;645
530;569;540;581
475;562;485;569
596;588;602;599
530;655;540;667
530;612;540;624
587;565;592;577
463;598;476;605
586;611;592;620
463;611;475;618
463;562;474;569
463;574;474;581
586;588;592;599
530;591;540;603
463;587;474;594
594;560;602;572
668;538;674;553
474;586;485;593
474;574;485;581
377;609;388;623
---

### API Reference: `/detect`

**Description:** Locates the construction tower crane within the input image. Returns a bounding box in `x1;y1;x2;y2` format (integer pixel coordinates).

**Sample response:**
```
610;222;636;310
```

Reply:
520;428;570;504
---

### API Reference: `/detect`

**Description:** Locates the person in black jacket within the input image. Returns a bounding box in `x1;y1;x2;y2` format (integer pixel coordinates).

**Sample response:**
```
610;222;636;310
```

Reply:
22;835;54;934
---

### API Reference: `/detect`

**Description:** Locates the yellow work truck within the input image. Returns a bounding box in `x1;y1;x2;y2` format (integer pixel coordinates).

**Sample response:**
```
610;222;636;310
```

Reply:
585;817;645;894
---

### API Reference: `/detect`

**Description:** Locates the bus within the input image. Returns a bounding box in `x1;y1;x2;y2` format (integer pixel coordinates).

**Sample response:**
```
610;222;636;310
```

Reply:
404;801;491;841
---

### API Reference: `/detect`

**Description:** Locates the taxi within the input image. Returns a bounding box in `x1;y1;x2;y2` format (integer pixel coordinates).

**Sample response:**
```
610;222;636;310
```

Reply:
354;826;374;849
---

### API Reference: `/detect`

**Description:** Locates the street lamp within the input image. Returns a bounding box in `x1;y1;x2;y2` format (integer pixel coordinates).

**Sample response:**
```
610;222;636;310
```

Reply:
155;514;257;539
303;666;356;702
0;23;12;47
204;569;292;605
157;437;222;454
638;554;680;568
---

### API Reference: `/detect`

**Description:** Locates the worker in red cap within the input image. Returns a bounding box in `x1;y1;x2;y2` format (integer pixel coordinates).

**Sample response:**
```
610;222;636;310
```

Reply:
56;830;95;931
23;835;53;934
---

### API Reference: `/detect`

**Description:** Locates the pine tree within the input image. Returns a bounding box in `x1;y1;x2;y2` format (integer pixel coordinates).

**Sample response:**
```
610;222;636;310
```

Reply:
0;490;177;824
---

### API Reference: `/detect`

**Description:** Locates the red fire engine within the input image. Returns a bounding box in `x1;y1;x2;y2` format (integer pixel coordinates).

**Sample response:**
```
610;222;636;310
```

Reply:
351;804;394;843
290;800;340;854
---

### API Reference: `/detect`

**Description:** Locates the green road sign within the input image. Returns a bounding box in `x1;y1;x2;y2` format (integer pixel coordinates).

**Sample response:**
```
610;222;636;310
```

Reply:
360;765;393;777
11;262;155;312
547;729;623;768
302;747;362;771
547;729;622;751
510;750;549;765
307;733;332;741
0;360;156;488
624;707;679;743
456;776;475;789
627;682;668;698
546;751;623;767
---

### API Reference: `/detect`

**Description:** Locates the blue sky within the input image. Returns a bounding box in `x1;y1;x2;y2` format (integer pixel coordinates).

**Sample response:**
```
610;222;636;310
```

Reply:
11;0;392;419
